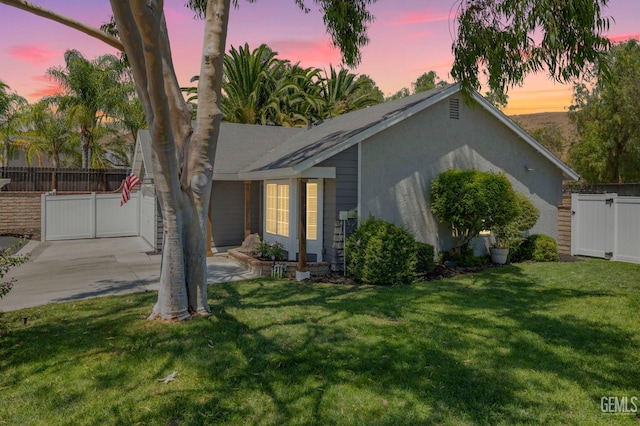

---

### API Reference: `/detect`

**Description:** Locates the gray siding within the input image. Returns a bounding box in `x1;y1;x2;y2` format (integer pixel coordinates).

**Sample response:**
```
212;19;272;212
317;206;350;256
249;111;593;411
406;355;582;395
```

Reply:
249;180;262;235
360;95;564;254
319;145;358;271
210;181;245;247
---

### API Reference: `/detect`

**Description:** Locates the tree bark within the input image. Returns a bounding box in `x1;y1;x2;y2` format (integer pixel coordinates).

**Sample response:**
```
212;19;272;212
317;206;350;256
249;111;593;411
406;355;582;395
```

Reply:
110;0;229;320
0;0;123;51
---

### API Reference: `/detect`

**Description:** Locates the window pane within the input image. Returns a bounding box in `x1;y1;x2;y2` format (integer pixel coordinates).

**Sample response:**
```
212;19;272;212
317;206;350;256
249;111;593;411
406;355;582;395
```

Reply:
306;182;317;240
266;184;277;234
277;184;289;237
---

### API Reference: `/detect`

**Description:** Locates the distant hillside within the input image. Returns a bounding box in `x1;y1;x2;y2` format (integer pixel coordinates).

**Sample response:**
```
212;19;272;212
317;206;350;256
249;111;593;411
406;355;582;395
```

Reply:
509;112;577;160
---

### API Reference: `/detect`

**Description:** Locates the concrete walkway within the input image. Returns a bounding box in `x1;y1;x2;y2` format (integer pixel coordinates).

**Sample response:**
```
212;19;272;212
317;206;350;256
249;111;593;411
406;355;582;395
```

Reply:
0;237;257;312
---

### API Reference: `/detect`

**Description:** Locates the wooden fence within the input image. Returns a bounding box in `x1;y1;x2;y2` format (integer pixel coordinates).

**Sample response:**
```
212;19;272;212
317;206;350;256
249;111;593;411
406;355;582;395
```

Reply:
0;167;127;192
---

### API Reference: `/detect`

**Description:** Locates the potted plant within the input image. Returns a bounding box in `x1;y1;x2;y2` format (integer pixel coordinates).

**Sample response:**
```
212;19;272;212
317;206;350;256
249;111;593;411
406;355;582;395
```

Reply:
490;226;510;264
490;193;540;264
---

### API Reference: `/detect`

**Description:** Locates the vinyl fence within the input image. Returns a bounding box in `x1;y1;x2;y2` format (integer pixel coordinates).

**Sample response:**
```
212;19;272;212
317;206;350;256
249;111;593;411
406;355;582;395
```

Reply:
571;193;640;263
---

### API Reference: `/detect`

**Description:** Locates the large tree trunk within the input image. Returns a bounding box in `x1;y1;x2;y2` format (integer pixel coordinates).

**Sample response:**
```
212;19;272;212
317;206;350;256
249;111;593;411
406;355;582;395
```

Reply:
110;0;229;320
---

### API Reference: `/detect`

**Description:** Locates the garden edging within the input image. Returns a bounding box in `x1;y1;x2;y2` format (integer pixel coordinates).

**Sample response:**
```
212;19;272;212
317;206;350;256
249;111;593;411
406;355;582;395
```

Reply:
227;249;331;279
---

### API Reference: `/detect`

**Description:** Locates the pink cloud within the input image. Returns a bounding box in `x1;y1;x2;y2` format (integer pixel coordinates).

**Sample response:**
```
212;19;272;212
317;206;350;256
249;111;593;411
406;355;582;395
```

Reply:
410;31;433;39
392;10;452;26
7;43;59;66
607;32;640;43
28;75;61;101
267;39;343;66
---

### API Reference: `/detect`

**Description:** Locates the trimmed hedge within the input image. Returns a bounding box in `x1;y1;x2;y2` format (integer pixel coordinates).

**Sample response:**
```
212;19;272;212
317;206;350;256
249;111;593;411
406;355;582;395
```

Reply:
346;218;434;285
416;242;435;273
515;234;559;262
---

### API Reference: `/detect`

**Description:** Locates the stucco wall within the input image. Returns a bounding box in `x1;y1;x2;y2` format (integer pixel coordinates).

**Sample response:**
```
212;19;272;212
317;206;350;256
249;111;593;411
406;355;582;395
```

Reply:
0;192;41;233
359;95;565;254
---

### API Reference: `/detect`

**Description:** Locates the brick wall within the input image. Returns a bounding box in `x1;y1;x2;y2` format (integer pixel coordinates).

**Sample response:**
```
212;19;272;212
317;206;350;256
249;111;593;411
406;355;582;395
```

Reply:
557;194;572;254
0;193;41;233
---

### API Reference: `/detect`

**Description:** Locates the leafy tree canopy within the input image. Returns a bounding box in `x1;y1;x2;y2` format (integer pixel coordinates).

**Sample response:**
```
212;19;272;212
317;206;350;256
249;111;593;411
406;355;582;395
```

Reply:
431;169;521;252
451;0;611;99
185;0;377;67
568;39;640;183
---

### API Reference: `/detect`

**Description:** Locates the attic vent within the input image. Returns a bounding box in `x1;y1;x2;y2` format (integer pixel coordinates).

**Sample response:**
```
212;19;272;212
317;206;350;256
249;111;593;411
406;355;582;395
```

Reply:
449;98;460;120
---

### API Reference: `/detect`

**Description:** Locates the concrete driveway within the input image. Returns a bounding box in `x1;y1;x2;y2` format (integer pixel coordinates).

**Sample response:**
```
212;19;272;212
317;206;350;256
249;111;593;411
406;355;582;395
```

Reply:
0;237;257;312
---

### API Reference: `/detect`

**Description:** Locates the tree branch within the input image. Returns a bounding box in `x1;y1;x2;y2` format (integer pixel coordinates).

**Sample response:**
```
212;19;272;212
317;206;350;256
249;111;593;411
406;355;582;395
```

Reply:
0;0;124;52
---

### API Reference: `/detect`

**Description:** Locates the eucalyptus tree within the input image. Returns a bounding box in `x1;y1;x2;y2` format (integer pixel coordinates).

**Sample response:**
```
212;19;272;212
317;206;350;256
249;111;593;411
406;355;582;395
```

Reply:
0;0;611;321
46;49;126;169
451;0;611;101
568;39;640;183
0;81;27;167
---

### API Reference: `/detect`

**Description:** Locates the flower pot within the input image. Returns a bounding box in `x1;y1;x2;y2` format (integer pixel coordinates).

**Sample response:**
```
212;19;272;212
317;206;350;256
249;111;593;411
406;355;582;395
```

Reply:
491;247;509;264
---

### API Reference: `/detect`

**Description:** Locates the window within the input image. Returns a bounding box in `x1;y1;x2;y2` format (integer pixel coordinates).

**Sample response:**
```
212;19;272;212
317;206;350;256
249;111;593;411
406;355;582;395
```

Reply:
266;183;289;237
306;182;318;240
277;184;289;237
266;184;277;234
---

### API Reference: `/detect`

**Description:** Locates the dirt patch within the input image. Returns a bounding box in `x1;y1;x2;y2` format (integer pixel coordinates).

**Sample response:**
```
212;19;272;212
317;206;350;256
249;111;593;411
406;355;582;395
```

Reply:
558;253;582;262
0;229;40;241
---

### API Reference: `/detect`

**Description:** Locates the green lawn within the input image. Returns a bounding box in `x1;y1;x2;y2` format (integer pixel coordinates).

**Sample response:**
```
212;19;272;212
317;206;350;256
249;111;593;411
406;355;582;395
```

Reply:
1;259;640;425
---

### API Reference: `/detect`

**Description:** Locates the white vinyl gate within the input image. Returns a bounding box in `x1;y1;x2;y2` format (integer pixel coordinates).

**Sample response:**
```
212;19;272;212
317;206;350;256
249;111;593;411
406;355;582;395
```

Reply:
41;192;140;241
571;193;640;263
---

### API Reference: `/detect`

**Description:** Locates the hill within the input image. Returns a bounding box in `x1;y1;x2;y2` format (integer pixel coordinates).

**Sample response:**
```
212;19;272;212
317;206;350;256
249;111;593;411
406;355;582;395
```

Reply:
509;111;577;160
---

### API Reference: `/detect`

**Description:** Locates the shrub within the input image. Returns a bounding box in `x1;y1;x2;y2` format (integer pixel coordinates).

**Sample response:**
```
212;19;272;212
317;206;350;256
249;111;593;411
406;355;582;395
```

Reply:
516;234;559;262
493;192;540;252
255;239;286;261
415;242;435;273
1;242;28;299
431;169;521;252
439;248;489;267
345;218;417;285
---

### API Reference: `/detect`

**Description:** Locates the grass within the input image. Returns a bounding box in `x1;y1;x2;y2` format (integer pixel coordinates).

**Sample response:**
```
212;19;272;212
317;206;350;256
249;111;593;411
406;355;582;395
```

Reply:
1;258;640;425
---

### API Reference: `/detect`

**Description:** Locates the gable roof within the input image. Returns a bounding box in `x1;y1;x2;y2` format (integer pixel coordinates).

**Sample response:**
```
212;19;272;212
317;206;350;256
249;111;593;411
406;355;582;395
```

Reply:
238;84;457;178
135;84;579;182
237;83;578;181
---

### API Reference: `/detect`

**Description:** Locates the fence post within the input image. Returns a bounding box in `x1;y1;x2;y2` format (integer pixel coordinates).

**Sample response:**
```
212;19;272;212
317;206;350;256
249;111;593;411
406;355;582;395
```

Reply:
40;193;47;242
136;190;141;236
90;192;97;239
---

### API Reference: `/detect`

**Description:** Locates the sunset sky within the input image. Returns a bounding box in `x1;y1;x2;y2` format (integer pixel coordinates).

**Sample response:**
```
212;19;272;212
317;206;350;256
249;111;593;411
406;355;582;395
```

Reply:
0;0;638;115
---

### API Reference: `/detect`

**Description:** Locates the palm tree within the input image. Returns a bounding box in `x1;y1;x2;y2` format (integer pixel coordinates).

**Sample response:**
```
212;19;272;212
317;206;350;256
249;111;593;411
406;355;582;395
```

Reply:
108;73;147;166
46;49;126;168
221;43;283;124
18;101;76;168
0;81;28;167
263;62;324;126
318;66;382;118
196;44;383;127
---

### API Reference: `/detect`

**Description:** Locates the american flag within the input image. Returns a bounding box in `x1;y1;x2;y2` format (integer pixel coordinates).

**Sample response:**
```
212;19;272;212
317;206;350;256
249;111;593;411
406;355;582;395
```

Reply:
120;173;141;206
